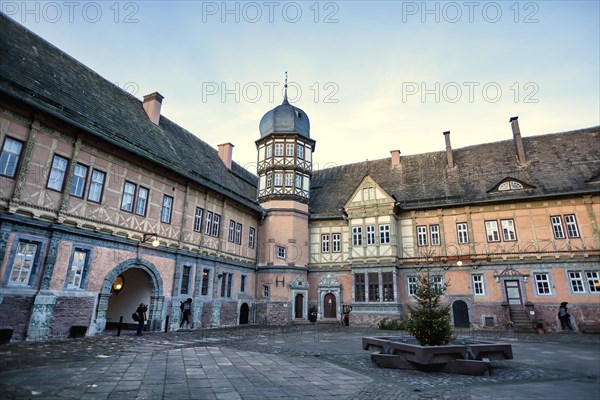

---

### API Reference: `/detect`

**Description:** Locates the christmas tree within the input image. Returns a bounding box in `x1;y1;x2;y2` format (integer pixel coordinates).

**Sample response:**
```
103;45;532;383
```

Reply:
403;273;454;346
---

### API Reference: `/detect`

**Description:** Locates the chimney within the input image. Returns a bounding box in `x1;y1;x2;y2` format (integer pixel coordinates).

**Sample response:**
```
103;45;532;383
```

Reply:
218;143;234;170
510;116;526;164
142;92;164;125
443;131;454;168
390;150;401;167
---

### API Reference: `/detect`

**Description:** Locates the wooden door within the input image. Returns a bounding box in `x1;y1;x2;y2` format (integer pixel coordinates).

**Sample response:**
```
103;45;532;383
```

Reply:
324;293;336;318
294;294;303;318
504;280;523;305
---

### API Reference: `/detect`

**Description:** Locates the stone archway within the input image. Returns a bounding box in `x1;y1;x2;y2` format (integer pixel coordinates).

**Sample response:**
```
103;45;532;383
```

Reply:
317;274;341;321
92;258;164;335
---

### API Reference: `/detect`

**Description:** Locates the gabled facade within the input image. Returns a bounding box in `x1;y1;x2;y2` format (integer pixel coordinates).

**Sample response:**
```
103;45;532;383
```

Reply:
0;15;598;342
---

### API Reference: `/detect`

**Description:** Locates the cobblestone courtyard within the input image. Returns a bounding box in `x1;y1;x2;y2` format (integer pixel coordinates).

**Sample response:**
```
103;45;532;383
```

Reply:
1;326;598;399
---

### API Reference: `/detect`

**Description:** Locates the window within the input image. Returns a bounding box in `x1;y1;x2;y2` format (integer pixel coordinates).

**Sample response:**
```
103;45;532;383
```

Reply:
354;273;365;302
265;144;272;158
121;181;136;212
240;275;246;292
432;275;444;292
430;225;440;246
285;173;293;187
321;234;330;253
368;273;379;302
212;214;221;237
0;137;23;178
87;169;105;203
586;271;600;293
362;187;375;201
472;274;485;295
135;187;149;216
297;145;304;159
220;273;227;297
276;245;286;259
286;143;294;157
161;195;173;223
228;220;236;242
457;223;469;244
204;211;213;235
181;265;191;295
235;223;242;244
407;276;418;296
249;227;255;249
534;273;552;295
47;154;68;191
379;224;390;244
551;216;565;239
9;241;38;285
266;174;272;188
332;233;341;252
274;143;284;156
201;269;210;296
568;271;585;293
263;285;270;297
274;173;283;187
382;272;394;302
70;163;88;198
417;226;428;246
498;180;524;191
226;273;233;297
366;225;375;245
194;208;204;232
66;249;88;289
352;226;363;246
501;219;516;241
485;221;500;242
295;174;302;189
565;215;580;238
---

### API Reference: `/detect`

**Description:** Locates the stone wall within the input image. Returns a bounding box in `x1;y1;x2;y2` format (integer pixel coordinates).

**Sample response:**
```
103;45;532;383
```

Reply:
470;304;509;329
50;295;95;337
350;312;400;327
219;302;238;326
0;295;34;341
256;301;291;325
201;302;213;327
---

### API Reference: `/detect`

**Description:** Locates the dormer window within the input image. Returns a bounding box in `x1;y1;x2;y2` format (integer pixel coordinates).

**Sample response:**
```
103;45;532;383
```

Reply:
296;110;302;119
498;181;524;191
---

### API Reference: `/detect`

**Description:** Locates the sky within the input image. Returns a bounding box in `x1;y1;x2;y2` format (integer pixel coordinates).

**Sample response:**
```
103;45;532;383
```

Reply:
5;0;600;172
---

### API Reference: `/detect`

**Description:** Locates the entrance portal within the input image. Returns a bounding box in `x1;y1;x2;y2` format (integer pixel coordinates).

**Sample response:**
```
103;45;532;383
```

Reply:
324;293;337;318
504;280;523;305
452;300;470;328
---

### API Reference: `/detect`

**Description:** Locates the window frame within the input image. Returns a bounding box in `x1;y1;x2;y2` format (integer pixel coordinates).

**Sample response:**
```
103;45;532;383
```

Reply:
352;226;363;246
382;272;394;302
276;245;286;259
212;214;221;237
407;275;418;296
120;181;137;213
568;271;585;293
354;273;365;302
332;233;341;253
228;220;236;242
550;216;566;239
485;220;500;242
0;136;24;178
161;194;173;224
7;239;41;286
297;144;304;160
249;227;256;249
586;271;600;293
194;207;204;232
417;225;428;246
366;225;376;245
368;272;379;302
274;143;284;157
46;154;69;192
456;222;469;244
501;219;517;241
565;214;580;238
472;274;485;295
240;274;246;292
285;143;294;157
180;265;192;295
430;224;440;246
235;222;242;244
135;186;149;216
87;168;106;203
533;273;552;296
379;224;390;244
201;269;210;296
69;163;89;198
65;247;91;290
321;234;330;253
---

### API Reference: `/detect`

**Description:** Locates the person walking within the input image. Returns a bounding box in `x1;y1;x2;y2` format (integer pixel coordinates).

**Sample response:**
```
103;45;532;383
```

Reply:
136;303;148;336
180;298;192;329
558;302;574;331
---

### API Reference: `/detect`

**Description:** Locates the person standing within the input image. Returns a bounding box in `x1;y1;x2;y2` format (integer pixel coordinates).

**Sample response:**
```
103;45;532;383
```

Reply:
180;298;192;329
558;302;574;331
136;303;148;336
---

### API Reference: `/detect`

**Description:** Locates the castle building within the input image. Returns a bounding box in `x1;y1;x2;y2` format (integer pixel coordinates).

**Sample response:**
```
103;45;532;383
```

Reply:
1;15;598;341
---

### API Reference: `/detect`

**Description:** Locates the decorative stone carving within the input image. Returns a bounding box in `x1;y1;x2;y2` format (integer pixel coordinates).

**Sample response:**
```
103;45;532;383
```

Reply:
289;275;309;289
318;273;340;288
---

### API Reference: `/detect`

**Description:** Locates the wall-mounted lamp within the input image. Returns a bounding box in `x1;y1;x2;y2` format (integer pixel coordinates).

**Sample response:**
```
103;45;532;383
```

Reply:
523;276;529;283
112;275;125;294
456;260;463;267
494;276;500;283
142;233;160;247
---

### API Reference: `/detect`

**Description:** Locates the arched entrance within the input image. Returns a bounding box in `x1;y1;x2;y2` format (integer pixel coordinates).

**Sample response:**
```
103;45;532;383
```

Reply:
294;294;304;318
323;293;337;319
239;302;249;325
452;300;470;328
93;258;164;335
